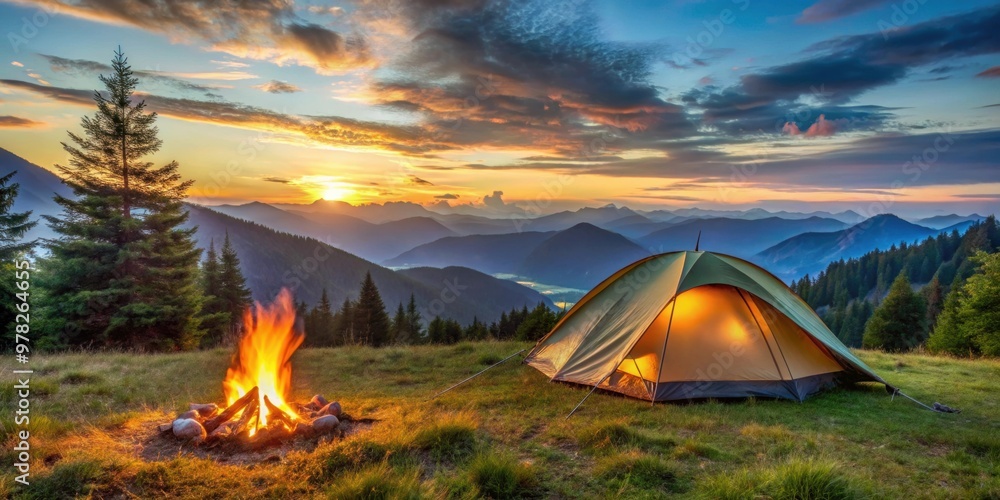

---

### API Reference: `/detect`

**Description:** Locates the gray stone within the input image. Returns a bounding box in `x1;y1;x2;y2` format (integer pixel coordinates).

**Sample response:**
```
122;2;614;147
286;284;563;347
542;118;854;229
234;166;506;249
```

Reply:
177;410;199;420
172;418;207;443
309;394;328;410
320;401;342;418
189;403;219;417
311;415;340;433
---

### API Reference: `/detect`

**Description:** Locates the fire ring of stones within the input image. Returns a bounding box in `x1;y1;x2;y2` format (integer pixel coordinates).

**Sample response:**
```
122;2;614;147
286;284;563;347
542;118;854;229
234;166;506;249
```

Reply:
158;391;369;452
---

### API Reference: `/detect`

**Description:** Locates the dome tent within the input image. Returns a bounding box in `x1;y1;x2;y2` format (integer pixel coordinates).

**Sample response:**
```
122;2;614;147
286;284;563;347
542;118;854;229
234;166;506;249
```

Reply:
524;251;891;402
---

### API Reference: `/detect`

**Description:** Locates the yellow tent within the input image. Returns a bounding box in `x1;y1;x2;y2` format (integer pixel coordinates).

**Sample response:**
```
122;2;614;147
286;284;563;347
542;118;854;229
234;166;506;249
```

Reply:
524;251;890;402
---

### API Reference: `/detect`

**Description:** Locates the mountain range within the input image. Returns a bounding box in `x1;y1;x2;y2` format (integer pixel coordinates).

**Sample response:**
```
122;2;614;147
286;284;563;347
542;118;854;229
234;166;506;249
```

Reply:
2;146;993;303
753;214;974;280
185;205;553;324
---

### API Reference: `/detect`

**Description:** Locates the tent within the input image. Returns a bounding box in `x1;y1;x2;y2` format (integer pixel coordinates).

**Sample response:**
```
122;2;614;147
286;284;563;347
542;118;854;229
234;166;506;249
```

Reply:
524;251;892;402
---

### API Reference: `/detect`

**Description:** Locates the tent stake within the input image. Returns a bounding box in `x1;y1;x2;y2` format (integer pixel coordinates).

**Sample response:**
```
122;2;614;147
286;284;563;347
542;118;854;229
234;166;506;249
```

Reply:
427;348;526;401
566;374;611;419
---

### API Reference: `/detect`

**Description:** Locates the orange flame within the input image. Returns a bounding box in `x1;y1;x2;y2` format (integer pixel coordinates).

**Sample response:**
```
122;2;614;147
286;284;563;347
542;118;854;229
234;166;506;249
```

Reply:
223;288;303;435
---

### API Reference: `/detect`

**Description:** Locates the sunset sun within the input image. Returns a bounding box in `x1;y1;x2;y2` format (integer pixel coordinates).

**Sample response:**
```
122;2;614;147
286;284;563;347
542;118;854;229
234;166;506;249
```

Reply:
321;184;352;201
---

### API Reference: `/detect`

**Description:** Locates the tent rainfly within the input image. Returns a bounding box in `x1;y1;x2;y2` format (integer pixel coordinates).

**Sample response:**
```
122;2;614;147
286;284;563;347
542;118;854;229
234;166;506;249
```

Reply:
524;251;893;402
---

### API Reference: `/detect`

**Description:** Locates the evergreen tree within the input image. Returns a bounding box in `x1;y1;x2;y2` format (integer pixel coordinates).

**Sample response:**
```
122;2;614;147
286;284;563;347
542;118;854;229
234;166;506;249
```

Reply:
307;289;336;346
333;298;355;345
405;293;423;342
38;48;202;351
862;274;926;352
928;252;1000;356
217;231;252;341
391;302;409;344
515;302;559;341
923;275;944;329
198;240;230;346
353;272;390;346
0;171;37;351
427;316;445;344
926;282;972;355
465;316;488;340
0;171;36;260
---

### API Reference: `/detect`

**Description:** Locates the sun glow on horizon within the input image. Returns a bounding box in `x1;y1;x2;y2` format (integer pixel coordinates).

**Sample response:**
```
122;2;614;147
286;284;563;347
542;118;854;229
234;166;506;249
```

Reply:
322;183;353;201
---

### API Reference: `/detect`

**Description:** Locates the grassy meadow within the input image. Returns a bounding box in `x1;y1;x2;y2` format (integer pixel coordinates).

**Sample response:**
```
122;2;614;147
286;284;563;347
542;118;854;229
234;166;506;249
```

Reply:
1;342;998;498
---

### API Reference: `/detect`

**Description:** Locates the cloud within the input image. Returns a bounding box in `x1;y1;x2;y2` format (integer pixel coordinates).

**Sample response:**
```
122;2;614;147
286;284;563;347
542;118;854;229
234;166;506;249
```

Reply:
156;71;257;81
0;78;441;156
308;5;344;16
11;61;23;67
797;0;893;24
359;0;695;147
685;6;1000;134
976;66;1000;78
783;114;839;137
211;60;250;69
262;176;291;184
254;80;303;94
434;193;459;199
0;115;43;128
26;72;50;86
13;0;372;74
41;54;225;95
483;190;506;209
408;175;433;186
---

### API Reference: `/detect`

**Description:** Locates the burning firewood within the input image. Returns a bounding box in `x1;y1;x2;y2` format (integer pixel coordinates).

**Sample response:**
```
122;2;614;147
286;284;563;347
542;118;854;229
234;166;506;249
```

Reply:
263;395;295;427
204;386;258;433
157;292;360;452
232;396;260;437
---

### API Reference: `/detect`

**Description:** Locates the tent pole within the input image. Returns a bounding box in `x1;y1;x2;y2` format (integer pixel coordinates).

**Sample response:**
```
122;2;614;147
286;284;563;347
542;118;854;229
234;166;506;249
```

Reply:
652;299;678;406
427;348;526;401
566;373;612;419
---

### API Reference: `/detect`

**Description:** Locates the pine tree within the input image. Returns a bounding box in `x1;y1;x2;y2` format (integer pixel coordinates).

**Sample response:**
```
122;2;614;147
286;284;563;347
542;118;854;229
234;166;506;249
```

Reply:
38;48;202;350
0;171;37;351
391;302;409;344
923;275;944;329
217;231;252;341
0;171;36;260
515;303;558;341
198;239;230;346
926;283;972;355
333;298;355;345
354;271;390;346
405;293;423;342
307;288;336;347
928;252;1000;356
465;316;488;340
862;274;926;352
427;316;445;344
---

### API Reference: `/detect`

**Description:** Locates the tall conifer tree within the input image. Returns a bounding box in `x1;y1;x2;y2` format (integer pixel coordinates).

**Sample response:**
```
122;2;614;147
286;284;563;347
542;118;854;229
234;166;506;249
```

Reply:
39;48;201;350
353;271;390;346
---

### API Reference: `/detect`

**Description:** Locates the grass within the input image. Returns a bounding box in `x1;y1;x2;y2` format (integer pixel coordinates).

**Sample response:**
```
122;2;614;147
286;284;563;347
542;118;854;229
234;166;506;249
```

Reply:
0;343;997;498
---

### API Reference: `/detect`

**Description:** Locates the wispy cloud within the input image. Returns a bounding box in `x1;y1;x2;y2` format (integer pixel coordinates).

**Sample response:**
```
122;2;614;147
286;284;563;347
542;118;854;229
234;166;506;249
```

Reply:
253;80;302;94
0;115;43;128
976;66;1000;78
797;0;893;24
41;54;227;95
12;0;372;74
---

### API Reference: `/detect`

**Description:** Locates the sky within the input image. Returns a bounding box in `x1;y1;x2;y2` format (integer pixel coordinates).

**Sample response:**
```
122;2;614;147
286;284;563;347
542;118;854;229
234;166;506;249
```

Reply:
0;0;998;218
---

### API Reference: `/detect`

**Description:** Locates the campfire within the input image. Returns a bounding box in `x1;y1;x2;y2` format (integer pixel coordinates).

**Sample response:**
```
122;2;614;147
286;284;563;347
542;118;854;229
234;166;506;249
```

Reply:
160;289;349;451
